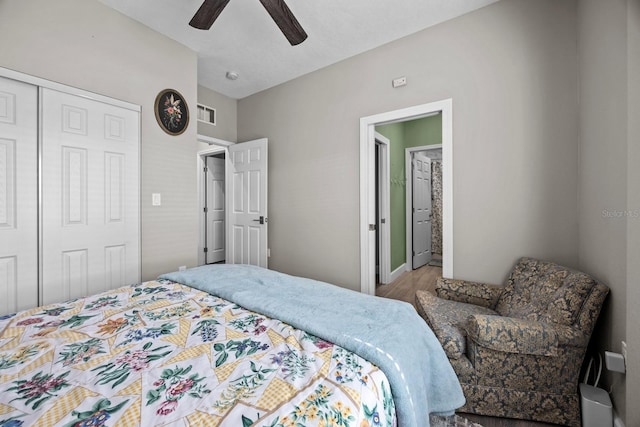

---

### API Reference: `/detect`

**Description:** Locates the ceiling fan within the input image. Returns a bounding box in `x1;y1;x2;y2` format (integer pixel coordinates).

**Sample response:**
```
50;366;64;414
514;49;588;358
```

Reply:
189;0;308;46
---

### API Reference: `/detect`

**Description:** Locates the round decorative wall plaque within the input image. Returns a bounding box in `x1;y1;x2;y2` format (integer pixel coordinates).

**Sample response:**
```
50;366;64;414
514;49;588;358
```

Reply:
154;89;189;135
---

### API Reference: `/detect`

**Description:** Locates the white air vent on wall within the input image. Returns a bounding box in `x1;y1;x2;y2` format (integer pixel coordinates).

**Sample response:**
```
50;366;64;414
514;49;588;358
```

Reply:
197;103;216;126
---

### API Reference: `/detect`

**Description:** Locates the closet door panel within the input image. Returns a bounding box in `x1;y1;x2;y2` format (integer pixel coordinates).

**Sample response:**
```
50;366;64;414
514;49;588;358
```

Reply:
0;77;38;314
41;88;140;305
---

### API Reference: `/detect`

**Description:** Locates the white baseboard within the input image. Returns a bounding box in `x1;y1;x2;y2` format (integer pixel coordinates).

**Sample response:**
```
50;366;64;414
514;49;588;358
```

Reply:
389;263;407;283
613;410;625;427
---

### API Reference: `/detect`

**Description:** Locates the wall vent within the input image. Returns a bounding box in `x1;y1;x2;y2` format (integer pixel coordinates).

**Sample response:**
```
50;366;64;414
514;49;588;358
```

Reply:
197;103;216;126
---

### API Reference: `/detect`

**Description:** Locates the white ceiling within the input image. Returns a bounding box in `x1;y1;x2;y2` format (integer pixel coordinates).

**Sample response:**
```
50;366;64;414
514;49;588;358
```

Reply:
99;0;499;99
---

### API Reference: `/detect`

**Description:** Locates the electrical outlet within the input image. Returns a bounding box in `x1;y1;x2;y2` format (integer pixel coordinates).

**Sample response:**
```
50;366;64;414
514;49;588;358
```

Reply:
178;265;187;271
605;351;626;373
267;248;271;258
392;76;407;88
152;193;161;206
621;341;627;360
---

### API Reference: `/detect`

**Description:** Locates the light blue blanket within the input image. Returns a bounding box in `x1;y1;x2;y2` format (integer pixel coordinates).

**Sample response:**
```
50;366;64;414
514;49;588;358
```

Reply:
161;264;464;427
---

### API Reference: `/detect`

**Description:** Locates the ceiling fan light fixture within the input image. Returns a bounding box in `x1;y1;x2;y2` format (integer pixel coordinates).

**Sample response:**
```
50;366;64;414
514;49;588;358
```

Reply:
226;71;240;80
258;0;307;46
189;0;231;30
189;0;307;46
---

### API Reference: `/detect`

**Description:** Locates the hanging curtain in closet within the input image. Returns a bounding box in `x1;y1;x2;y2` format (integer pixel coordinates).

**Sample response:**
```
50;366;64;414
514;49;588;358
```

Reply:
431;160;443;255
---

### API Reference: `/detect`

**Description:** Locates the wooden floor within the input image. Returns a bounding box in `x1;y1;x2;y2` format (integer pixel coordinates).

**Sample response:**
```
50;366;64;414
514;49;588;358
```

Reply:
376;265;559;427
375;262;442;307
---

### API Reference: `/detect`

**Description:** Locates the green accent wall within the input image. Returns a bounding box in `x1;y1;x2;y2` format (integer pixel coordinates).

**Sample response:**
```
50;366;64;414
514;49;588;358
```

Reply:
376;113;442;272
376;122;406;271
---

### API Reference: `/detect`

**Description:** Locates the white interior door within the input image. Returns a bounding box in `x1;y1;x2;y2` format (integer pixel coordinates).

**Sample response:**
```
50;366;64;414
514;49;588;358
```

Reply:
205;156;225;264
41;88;140;305
0;77;38;314
375;134;391;284
412;153;432;269
227;138;268;268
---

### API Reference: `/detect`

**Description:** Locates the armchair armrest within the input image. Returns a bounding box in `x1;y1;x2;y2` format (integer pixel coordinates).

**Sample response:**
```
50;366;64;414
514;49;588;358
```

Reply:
554;324;590;348
435;278;504;309
466;314;558;356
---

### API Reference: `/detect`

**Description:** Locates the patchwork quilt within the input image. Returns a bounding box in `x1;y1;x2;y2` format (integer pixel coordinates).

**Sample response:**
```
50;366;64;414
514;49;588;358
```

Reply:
0;279;396;427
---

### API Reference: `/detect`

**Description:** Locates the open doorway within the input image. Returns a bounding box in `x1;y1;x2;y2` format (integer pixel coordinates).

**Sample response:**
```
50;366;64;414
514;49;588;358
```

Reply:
197;138;232;267
204;152;226;264
360;99;453;296
197;136;270;268
375;115;443;285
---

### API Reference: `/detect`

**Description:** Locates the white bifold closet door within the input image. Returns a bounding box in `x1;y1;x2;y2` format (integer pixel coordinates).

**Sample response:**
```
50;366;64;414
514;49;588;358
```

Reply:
0;77;38;314
41;88;140;305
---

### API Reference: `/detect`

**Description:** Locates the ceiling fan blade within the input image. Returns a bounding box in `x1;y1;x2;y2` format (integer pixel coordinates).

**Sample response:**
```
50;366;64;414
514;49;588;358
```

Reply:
189;0;231;30
258;0;308;46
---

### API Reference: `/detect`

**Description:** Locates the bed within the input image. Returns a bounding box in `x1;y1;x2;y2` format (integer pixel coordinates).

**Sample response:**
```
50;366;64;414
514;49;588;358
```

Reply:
0;264;463;426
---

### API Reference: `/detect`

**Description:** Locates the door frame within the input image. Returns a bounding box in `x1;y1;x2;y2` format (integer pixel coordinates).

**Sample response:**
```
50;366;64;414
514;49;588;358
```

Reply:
375;132;391;284
197;135;235;266
406;145;442;271
0;67;138;111
359;98;453;295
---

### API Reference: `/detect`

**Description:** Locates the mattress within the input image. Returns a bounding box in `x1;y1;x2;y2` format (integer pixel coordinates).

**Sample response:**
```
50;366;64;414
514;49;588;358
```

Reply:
0;265;464;426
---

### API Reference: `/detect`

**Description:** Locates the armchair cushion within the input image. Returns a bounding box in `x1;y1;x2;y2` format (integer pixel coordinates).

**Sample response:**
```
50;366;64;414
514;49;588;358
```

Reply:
416;290;497;360
543;274;598;326
495;257;597;326
466;314;558;357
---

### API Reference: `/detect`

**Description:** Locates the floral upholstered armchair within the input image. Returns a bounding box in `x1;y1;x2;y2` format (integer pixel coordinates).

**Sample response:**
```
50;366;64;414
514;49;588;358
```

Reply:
415;257;609;426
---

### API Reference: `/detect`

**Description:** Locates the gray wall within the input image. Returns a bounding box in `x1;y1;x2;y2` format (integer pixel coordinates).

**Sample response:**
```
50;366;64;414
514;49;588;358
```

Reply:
0;0;199;280
238;0;580;290
3;0;636;423
197;84;238;143
577;0;639;422
626;1;640;425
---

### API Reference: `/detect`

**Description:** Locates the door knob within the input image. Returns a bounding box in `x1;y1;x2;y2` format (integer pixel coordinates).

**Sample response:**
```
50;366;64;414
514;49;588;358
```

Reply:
252;216;267;224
